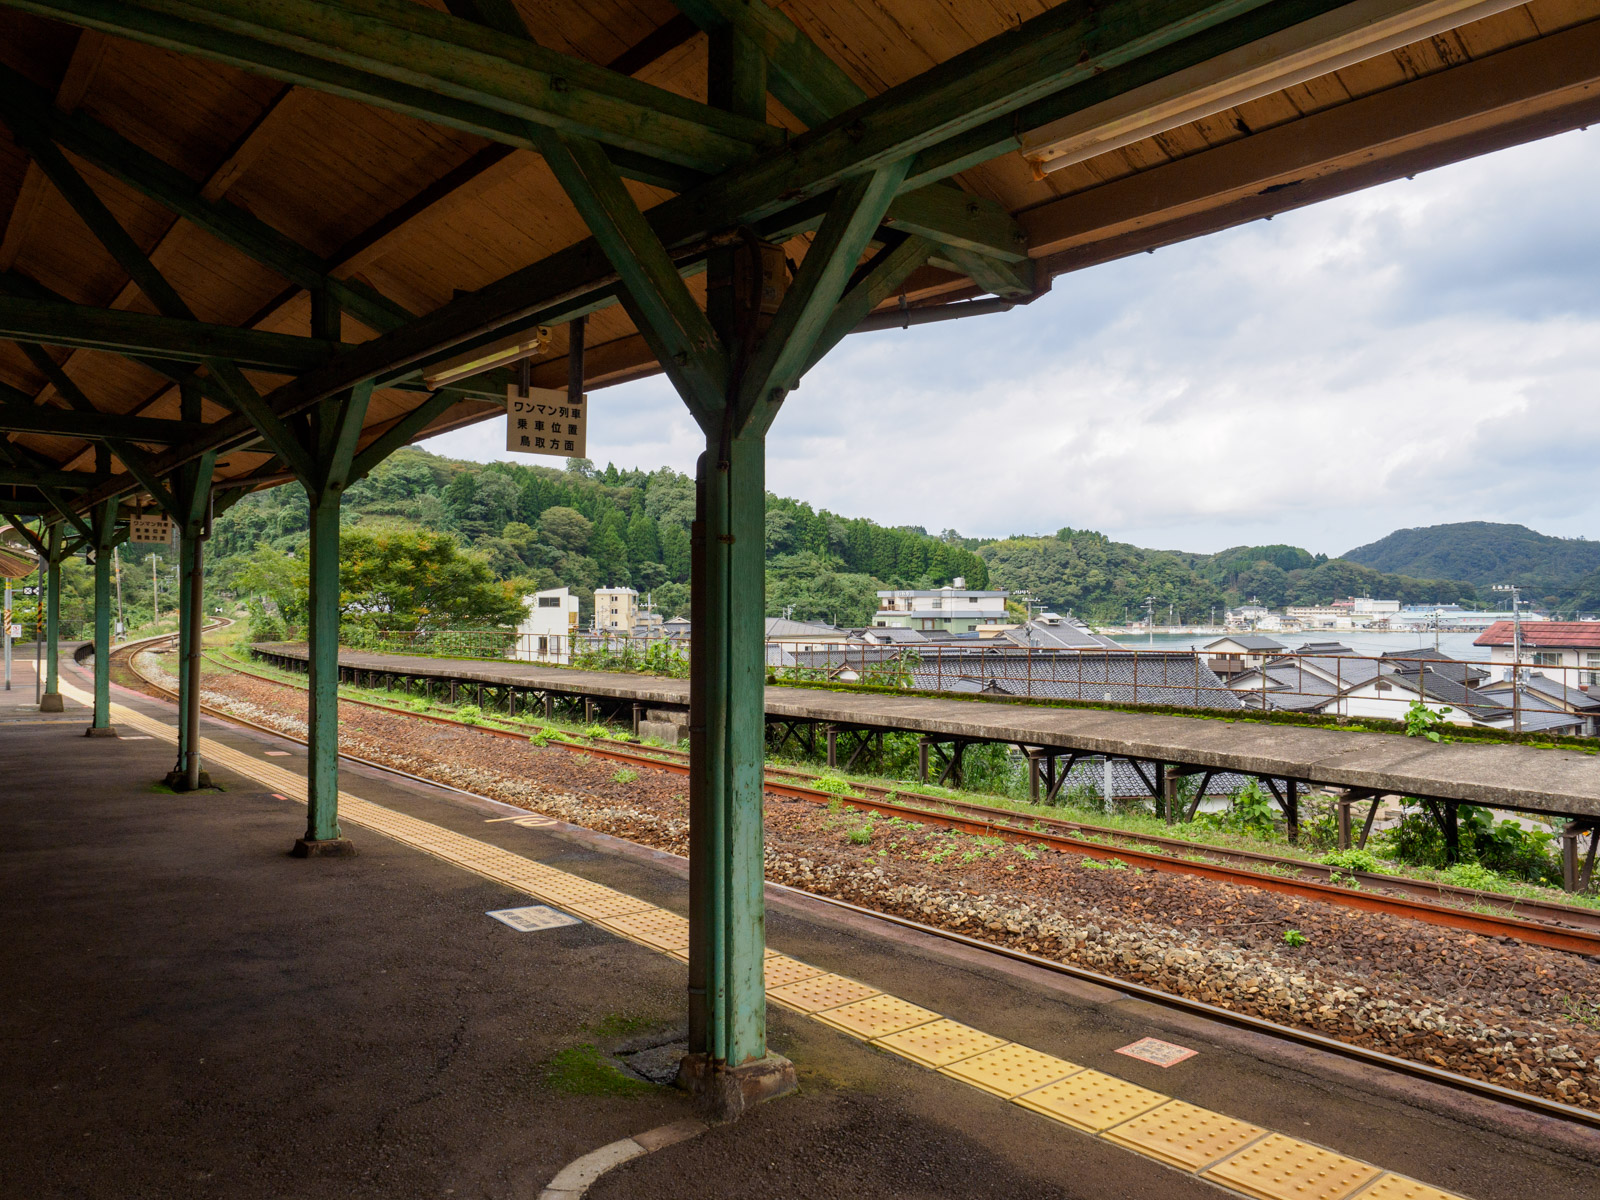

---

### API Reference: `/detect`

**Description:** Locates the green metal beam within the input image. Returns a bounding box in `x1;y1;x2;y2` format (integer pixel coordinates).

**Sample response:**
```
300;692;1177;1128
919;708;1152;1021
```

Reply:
10;0;782;176
800;234;937;377
735;159;910;433
0;295;337;371
89;495;116;731
0;464;105;490
41;520;60;707
347;385;459;483
934;247;1037;298
0;403;208;444
535;130;727;426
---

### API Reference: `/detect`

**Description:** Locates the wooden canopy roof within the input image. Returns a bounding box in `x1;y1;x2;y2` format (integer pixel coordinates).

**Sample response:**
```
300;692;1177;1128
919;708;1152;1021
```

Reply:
0;0;1597;521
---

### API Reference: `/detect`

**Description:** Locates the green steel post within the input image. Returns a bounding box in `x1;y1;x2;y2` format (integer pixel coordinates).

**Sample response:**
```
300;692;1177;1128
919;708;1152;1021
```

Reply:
295;486;352;855
40;521;62;711
88;499;116;733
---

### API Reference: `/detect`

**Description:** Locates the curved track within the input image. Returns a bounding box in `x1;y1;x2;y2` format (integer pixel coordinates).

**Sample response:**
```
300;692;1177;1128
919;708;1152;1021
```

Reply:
112;629;1600;1133
159;640;1600;955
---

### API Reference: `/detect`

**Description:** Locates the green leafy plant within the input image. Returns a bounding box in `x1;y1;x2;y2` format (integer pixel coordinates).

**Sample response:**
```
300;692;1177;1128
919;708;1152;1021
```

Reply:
813;774;862;799
847;822;874;845
1319;847;1382;873
1441;861;1502;890
612;768;639;784
453;703;482;725
1403;700;1453;742
1282;929;1308;947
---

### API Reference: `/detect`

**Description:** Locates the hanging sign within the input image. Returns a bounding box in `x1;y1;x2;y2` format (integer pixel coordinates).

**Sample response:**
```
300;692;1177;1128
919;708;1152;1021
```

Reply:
507;386;586;458
129;513;173;543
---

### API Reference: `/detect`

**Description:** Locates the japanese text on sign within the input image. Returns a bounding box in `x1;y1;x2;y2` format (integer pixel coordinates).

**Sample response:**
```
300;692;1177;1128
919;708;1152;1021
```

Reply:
129;514;173;543
506;385;585;458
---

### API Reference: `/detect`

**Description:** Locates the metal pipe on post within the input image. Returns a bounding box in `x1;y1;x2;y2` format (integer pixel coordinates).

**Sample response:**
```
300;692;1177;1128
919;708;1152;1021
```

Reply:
39;521;62;712
3;577;11;691
87;496;117;737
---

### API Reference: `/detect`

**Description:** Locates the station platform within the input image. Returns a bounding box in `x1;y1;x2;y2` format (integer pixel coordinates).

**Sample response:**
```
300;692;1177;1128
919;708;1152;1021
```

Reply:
258;643;1600;822
4;660;1597;1199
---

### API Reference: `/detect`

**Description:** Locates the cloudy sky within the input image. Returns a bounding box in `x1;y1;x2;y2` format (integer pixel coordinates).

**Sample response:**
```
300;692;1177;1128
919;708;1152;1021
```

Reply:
423;127;1600;559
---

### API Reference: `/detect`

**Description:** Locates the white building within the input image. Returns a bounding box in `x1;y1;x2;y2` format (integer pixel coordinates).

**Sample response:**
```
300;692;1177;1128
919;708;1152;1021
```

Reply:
1474;621;1600;687
1351;597;1400;616
874;577;1008;634
514;586;579;662
594;585;639;633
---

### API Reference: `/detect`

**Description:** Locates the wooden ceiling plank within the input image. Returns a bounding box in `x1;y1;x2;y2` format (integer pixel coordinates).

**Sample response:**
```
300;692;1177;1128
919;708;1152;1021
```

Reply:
1021;15;1600;259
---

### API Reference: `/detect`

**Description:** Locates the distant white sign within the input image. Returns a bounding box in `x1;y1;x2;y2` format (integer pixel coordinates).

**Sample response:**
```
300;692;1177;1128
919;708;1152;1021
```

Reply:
7;624;18;639
129;514;173;543
487;904;581;932
507;386;586;458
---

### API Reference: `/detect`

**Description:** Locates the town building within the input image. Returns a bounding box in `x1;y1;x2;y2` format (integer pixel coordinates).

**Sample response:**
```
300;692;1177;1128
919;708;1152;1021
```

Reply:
764;617;854;667
514;586;579;663
594;585;638;634
1474;620;1600;686
1203;634;1285;679
874;577;1008;634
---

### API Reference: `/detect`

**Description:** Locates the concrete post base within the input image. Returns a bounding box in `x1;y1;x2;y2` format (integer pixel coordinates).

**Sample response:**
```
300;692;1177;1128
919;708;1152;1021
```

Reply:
39;693;63;712
163;769;214;791
676;1052;796;1122
85;726;119;738
291;837;356;858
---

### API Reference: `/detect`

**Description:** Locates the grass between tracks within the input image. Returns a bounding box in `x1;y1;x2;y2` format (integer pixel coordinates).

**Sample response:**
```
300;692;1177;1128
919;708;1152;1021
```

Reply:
182;630;1600;915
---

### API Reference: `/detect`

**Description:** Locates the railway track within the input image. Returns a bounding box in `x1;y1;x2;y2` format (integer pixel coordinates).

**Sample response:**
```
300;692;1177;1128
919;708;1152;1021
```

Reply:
171;640;1600;955
111;628;1600;1133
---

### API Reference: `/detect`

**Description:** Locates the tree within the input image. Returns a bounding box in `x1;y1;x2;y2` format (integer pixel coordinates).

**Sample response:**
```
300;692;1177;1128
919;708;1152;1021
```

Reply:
662;524;691;582
539;506;593;553
592;524;630;587
626;509;660;566
330;529;525;631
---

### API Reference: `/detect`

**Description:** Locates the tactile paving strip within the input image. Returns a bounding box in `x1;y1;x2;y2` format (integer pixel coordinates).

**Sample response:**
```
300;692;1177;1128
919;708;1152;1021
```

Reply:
1102;1100;1267;1171
1351;1174;1469;1200
764;954;827;990
76;684;1466;1200
554;891;657;920
815;994;940;1040
939;1043;1082;1099
766;973;880;1014
872;1019;1008;1069
602;909;691;952
1203;1133;1381;1200
1013;1069;1168;1132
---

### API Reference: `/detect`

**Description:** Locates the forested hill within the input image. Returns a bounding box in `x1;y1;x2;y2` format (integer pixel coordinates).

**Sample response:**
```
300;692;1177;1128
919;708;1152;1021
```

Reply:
211;450;988;627
976;529;1477;624
1343;522;1600;610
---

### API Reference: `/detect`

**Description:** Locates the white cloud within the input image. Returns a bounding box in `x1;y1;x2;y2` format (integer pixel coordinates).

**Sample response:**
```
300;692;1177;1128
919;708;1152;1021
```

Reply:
425;128;1600;557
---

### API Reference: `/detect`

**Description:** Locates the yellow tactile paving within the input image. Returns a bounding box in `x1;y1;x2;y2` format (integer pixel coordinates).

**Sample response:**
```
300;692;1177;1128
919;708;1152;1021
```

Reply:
1013;1069;1169;1132
75;683;1469;1200
938;1043;1082;1099
814;994;940;1040
1204;1133;1382;1200
601;909;691;952
1352;1174;1470;1200
764;954;827;990
766;972;880;1014
1102;1100;1267;1171
872;1019;1008;1069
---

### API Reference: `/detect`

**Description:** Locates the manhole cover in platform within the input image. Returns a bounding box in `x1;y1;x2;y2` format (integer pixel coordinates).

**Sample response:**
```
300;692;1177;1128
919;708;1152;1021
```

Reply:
1103;1100;1266;1171
939;1043;1081;1099
1203;1133;1380;1200
486;905;581;932
1116;1037;1198;1067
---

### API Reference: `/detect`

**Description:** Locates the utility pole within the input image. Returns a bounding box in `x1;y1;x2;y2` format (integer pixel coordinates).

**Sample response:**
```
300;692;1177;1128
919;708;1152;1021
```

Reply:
1492;584;1522;733
1144;596;1156;646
